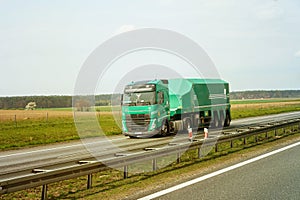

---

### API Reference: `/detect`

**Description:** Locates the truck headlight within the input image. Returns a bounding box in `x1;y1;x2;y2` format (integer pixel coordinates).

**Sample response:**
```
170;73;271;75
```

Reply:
150;118;157;130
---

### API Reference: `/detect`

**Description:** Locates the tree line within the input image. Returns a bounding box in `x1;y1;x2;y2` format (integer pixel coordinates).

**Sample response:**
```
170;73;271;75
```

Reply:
0;90;299;109
0;96;72;109
0;94;119;109
230;90;300;99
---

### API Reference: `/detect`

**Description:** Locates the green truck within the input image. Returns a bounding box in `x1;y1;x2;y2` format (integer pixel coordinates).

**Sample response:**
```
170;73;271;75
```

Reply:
121;78;231;138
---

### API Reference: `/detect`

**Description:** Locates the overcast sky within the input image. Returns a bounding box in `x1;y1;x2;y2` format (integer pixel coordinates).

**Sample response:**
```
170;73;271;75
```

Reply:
0;0;300;96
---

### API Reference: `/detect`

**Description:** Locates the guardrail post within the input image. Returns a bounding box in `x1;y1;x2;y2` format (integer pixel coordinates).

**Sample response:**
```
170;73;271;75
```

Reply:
266;132;268;139
177;152;181;163
243;137;247;145
215;144;218;152
293;125;296;132
153;158;157;171
124;165;128;179
230;140;233;148
274;128;277;137
41;185;47;200
14;114;17;127
87;174;92;189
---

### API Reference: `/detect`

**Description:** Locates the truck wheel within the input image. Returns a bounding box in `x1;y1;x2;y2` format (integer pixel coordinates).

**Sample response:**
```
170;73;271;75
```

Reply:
224;112;231;127
160;120;169;136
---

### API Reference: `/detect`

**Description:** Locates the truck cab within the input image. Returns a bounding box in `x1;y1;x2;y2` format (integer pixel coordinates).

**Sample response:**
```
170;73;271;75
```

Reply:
121;80;170;138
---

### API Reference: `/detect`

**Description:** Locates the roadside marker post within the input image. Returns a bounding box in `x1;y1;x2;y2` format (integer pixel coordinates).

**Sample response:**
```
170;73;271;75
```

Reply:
188;128;193;142
204;128;208;139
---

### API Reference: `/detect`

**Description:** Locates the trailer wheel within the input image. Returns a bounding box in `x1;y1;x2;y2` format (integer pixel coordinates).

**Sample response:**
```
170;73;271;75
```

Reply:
183;118;192;131
219;111;225;128
160;119;169;136
212;111;220;128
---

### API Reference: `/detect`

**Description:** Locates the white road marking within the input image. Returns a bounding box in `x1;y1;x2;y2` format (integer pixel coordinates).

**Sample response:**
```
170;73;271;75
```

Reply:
138;141;300;200
0;137;125;159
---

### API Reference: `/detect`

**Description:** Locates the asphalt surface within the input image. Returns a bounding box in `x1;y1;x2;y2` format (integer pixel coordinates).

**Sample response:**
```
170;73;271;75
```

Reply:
153;142;300;200
0;136;171;178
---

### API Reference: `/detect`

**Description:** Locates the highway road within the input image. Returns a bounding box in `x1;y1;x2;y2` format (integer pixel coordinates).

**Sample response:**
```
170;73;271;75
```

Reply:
0;111;299;180
142;141;300;200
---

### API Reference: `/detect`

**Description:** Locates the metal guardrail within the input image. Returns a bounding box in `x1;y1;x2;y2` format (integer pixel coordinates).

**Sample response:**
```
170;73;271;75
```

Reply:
1;118;299;199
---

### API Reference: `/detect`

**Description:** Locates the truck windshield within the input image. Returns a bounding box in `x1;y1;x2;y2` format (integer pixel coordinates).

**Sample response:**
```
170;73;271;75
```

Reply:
122;92;156;106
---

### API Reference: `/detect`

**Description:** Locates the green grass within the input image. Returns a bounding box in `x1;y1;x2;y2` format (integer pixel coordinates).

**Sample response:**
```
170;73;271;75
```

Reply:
0;117;78;149
99;114;122;135
230;98;300;104
0;114;121;150
231;104;300;119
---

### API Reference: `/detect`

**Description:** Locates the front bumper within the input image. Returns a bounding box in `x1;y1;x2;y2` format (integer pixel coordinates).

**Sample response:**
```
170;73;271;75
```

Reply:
123;129;159;138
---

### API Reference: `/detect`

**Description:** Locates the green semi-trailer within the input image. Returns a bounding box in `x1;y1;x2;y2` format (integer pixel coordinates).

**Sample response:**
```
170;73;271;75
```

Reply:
121;78;231;138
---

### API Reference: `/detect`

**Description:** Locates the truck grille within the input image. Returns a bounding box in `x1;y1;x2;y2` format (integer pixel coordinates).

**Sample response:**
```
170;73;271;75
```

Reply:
126;114;150;132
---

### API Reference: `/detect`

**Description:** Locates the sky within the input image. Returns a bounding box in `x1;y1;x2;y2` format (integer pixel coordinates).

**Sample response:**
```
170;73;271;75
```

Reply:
0;0;300;96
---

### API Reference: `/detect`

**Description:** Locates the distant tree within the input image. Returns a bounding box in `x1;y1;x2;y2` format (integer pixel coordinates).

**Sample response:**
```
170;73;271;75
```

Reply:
25;102;37;110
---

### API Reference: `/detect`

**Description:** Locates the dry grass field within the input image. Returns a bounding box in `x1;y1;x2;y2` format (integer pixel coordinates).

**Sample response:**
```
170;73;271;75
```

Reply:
231;101;300;109
0;109;119;122
0;110;73;121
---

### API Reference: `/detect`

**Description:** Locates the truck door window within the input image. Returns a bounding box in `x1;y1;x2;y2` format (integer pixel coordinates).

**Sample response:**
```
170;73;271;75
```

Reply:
158;92;164;104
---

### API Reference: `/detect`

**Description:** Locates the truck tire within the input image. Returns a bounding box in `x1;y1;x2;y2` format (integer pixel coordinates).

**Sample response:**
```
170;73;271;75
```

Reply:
160;119;169;136
212;111;220;128
224;112;231;127
219;111;225;128
183;118;192;130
